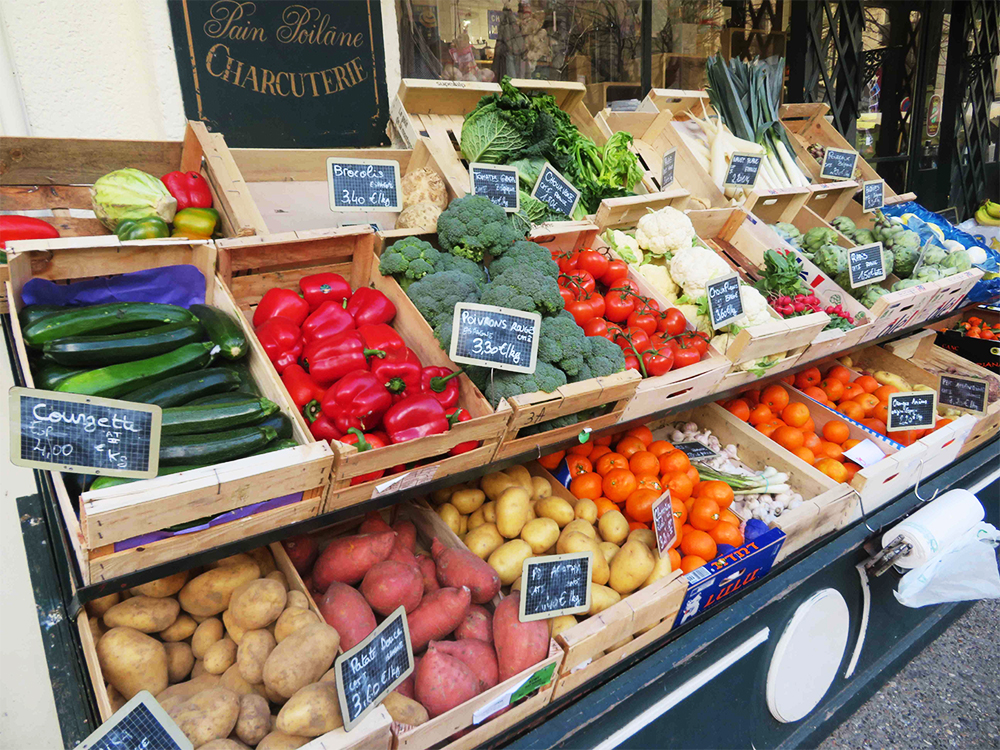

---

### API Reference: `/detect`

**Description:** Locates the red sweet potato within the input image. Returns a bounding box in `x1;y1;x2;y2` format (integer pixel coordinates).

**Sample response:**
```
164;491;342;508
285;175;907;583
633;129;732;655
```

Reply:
396;671;414;699
455;604;493;644
318;582;376;650
493;592;549;681
407;587;471;652
432;639;499;689
282;535;317;575
388;543;420;570
392;520;417;551
359;511;393;534
313;531;395;590
360;560;424;615
414;643;483;718
416;555;439;593
431;538;501;604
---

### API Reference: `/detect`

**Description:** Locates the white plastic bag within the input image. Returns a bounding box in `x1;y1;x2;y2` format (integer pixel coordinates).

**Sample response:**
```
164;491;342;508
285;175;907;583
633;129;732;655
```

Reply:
894;523;1000;608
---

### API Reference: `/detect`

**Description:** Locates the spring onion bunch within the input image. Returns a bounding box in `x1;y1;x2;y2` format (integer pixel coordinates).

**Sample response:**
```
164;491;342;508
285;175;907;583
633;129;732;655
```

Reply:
696;465;791;496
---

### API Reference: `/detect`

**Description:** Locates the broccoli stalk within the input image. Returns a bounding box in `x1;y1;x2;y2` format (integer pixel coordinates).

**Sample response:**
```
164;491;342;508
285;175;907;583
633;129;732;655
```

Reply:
436;195;521;262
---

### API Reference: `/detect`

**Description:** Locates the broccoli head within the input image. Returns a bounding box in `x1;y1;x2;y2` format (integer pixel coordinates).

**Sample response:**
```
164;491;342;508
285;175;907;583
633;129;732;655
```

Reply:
436;195;521;262
432;253;488;287
480;267;564;317
406;270;480;332
584;335;627;379
489;240;559;279
537;311;589;377
379;236;441;283
480;361;567;408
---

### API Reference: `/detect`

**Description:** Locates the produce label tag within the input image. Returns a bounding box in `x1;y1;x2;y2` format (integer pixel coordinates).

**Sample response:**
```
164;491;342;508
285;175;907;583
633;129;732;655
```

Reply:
672;440;719;462
707;273;744;329
470;163;520;212
661;147;677;189
531;163;580;217
519;552;592;622
327;157;402;212
862;180;885;213
372;465;439;498
723;153;762;188
450;302;541;374
335;607;413;731
886;391;937;432
472;662;556;725
74;690;191;750
843;439;886;468
938;375;989;415
389;96;418;149
652;491;676;556
819;147;859;181
847;242;887;288
10;387;161;479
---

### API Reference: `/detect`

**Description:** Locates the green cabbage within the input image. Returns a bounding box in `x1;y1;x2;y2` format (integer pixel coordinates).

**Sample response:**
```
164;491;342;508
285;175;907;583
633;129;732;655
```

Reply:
90;168;177;230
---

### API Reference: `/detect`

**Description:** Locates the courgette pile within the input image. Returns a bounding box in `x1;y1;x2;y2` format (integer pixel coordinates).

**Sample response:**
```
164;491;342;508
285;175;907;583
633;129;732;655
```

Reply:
21;301;297;490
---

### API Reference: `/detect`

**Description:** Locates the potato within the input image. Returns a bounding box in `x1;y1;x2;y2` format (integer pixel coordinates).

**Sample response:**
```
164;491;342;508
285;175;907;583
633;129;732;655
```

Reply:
874;370;910;390
170;687;240;747
504;465;534;494
510;576;522;591
265;571;289;590
257;732;311;750
458;514;468;536
103;596;180;633
561;519;597;541
156;673;220;709
191;660;207;679
247;546;278;577
535;496;574;527
160;613;197;642
627;528;657;550
192;618;225;659
236;693;271;746
275;682;343;736
97;627;168;699
165;642;195;683
609;540;655;595
642;549;674;588
481;501;497;524
493;592;549;681
383;691;429;726
285;591;309;610
87;592;120;618
217;664;257;698
237;629;276;685
464;523;504;560
436;503;462;535
179;561;261;617
520;517;560;554
262;622;340;699
574;498;598;525
130;571;189;598
430;485;458;505
450;488;486;515
531;476;552;501
467;507;487;531
496;486;531;538
480;471;515;501
222;609;246;646
549;615;577;639
204;636;238;675
229;579;287;630
200;739;250;750
589;584;621;615
209;553;256;569
599;541;620;564
557;531;610;585
598;511;629;545
89;617;105;644
488;540;533;585
274;607;319;642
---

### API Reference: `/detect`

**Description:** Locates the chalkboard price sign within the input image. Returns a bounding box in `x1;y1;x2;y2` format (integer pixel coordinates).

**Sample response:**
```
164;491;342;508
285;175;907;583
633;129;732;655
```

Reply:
519;552;593;622
862;180;885;213
723;153;762;188
707;272;744;329
531;163;580;217
327;158;402;212
470;163;520;212
76;690;192;750
672;441;719;462
886;391;938;432
10;388;161;479
661;147;677;188
335;607;413;731
819;147;859;181
938;375;989;414
610;99;641;112
652;491;676;556
450;303;541;374
847;242;887;288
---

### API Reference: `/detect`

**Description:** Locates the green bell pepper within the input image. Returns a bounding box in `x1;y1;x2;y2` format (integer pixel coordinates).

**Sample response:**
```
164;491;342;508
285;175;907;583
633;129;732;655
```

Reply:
116;216;171;240
172;207;219;239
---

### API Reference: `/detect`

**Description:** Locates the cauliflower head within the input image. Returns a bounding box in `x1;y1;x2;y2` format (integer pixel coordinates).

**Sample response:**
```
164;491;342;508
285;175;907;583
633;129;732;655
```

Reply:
670;245;733;297
603;229;644;265
635;206;696;256
637;261;679;302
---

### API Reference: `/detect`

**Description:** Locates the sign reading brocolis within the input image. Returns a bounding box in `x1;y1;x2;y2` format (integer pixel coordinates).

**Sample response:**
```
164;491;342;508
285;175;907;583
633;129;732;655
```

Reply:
168;0;390;147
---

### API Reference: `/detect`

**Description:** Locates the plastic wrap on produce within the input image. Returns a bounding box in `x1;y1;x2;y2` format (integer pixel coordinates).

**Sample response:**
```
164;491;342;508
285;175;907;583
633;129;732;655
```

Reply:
21;264;207;308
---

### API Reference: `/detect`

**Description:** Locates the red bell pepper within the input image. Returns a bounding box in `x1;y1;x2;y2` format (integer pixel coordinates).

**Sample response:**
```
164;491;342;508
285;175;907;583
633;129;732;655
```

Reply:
371;347;423;400
255;317;303;374
0;215;60;249
340;428;388;485
300;272;352;311
304;404;342;442
320;371;392;432
281;365;325;409
447;408;479;456
383;394;449;445
301;331;386;387
346;287;396;326
160;171;213;211
420;367;461;409
301;300;355;344
254;288;310;328
357;324;406;357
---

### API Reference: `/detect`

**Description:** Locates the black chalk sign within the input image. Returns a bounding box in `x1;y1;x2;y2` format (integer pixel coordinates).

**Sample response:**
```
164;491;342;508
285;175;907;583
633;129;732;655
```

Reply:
848;242;887;288
610;99;641;111
886;391;938;432
450;303;541;374
673;440;719;462
661;147;677;188
75;690;192;750
335;607;413;731
519;552;593;622
723;153;762;188
327;158;402;212
939;375;989;414
10;387;160;479
470;163;520;212
707;272;744;329
819;147;859;181
862;180;885;213
936;206;959;225
531;163;581;217
652;491;676;556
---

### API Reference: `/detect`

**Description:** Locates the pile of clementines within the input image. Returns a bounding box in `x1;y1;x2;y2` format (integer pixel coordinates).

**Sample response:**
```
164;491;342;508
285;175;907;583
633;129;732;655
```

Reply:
541;426;744;575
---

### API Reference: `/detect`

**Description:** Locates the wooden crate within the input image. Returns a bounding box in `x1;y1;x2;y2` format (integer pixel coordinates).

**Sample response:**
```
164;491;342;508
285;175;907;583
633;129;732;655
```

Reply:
5;238;334;584
216;228;508;512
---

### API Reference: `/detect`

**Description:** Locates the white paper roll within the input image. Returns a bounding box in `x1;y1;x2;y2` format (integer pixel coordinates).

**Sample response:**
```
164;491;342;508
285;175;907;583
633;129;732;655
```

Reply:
883;489;985;569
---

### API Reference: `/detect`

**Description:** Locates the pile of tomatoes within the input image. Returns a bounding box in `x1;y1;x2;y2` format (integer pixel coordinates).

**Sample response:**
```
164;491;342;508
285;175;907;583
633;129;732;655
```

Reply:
540;426;745;575
552;247;711;378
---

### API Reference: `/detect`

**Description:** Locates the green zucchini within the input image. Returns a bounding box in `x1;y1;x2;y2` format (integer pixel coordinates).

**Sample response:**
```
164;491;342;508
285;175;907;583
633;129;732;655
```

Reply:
41;321;205;367
122;367;242;407
23;302;197;347
159;426;278;465
189;304;247;360
18;305;63;328
185;390;257;406
55;342;216;398
180;394;291;438
255;438;298;454
35;363;86;390
161;397;278;435
257;411;293;440
88;464;203;491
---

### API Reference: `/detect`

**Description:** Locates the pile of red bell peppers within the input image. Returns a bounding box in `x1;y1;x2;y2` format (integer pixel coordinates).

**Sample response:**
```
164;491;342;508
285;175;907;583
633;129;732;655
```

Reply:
253;274;476;485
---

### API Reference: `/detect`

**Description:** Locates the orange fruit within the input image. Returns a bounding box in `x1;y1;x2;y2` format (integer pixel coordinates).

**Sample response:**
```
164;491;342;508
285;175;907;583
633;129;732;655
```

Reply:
659;450;691;475
595;434;613;446
842;382;865;401
842;438;861;450
773;425;805;451
603;469;638;502
802;431;823;450
861;418;887;435
668;548;682;570
822;419;851;445
756;420;781;438
742;389;762;406
872;402;889;424
873;385;899;402
802;386;828;403
719;508;741;526
567;442;593;457
628;520;650;532
680;529;717;560
672;498;689;527
855;393;880;416
935;418;953;430
815;457;849;482
595;452;628;476
647;440;675;457
839;400;865;421
761;384;790;412
793;446;816;465
781;402;811;428
710;522;744;548
686;465;701;491
802;416;816;434
538;450;565;470
843;462;861;480
623;426;654;447
625;488;660;523
855;375;879;393
818;441;844;461
594;497;619;517
569;472;603;500
680;555;708;574
615;436;646;459
698;480;734;509
566;455;593;477
825;365;853;384
635;475;664;493
820;378;845;402
689;497;721;531
665;472;694;503
894;430;920;447
782;374;796;386
749;404;774;426
588;444;613;464
629;451;660;476
725;398;752;422
794;367;822;390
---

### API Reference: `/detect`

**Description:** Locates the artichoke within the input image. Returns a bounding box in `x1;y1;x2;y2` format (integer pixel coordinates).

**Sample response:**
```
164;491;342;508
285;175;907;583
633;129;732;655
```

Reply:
853;228;876;244
815;243;848;276
894;244;921;277
90;168;177;230
834;270;862;298
891;278;923;292
942;249;972;272
772;222;802;244
915;266;944;282
831;216;857;237
860;285;890;309
803;227;839;251
923;245;948;267
883;246;895;277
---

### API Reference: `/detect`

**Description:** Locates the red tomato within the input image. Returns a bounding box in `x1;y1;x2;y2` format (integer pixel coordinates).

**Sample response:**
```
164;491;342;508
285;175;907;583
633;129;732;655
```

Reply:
587;293;606;319
659;308;687;336
624;353;641;372
577;250;610;280
604;289;635;322
641;344;674;376
583;318;611;338
674;347;701;368
615;326;650;355
609;278;640;296
627;310;657;335
558;270;596;296
600;260;629;287
560;286;575;305
632;295;660;315
555;249;579;273
565;298;596;326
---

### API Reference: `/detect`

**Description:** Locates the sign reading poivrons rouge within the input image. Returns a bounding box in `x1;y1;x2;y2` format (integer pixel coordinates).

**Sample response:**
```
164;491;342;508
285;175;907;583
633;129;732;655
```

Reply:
661;147;677;188
862;180;885;212
167;1;389;148
886;391;937;432
707;272;744;329
327;158;401;211
723;153;762;188
469;163;519;212
820;147;859;181
450;303;541;374
848;242;887;288
9;388;161;479
672;440;719;462
652;491;676;556
519;552;592;622
531;163;580;217
938;375;989;414
335;607;413;731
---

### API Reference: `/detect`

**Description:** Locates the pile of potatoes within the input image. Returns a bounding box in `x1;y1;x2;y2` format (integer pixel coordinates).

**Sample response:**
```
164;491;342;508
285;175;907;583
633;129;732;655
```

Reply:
429;465;674;641
87;547;345;749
